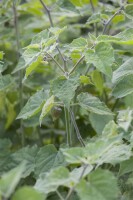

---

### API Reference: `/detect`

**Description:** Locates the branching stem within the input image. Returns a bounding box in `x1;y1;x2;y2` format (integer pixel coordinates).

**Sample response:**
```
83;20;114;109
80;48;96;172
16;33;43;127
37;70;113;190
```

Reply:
102;7;123;34
56;190;65;200
39;0;67;71
69;55;85;75
45;52;65;73
65;164;88;200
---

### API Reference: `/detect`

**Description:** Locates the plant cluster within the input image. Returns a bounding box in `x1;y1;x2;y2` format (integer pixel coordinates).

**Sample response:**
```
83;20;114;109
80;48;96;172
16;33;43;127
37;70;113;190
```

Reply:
0;0;133;199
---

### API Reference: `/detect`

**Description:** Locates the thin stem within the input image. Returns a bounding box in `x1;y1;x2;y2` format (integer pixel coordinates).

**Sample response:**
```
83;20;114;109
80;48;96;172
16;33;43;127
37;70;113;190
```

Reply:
102;8;123;34
65;164;88;200
45;52;65;73
39;0;54;27
70;109;85;147
64;107;72;147
69;55;85;75
56;190;65;200
39;0;67;71
13;0;25;147
111;98;120;112
56;45;67;71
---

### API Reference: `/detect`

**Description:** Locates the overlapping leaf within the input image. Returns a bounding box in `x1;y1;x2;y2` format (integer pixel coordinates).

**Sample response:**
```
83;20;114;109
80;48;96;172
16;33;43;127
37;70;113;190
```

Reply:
51;75;80;108
112;58;133;98
11;145;65;178
62;137;131;166
78;92;113;115
39;95;55;126
76;169;119;200
17;89;49;120
97;28;133;45
85;42;114;77
0;163;26;198
12;186;46;200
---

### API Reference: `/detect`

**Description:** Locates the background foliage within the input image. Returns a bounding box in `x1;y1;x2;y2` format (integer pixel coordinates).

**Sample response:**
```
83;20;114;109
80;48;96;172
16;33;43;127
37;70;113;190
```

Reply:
0;0;133;199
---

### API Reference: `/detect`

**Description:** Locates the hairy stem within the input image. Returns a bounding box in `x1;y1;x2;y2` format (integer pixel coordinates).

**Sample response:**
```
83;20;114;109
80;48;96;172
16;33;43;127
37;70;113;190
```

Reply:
13;0;25;146
102;7;123;34
45;52;65;73
70;109;85;147
39;0;54;27
65;164;88;200
64;107;72;147
39;0;67;71
56;190;65;200
69;55;85;75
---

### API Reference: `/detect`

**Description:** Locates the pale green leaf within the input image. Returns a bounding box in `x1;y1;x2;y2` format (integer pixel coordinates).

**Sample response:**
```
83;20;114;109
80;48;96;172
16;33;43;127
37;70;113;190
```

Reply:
91;70;104;95
80;75;92;85
85;42;114;77
34;167;70;194
39;95;54;126
31;30;49;44
70;0;97;7
76;169;119;200
125;4;133;20
112;58;133;84
117;109;133;131
89;113;113;134
87;13;108;25
17;89;49;119
25;55;43;78
70;165;93;182
97;28;133;45
0;163;25;198
34;146;65;177
112;75;133;98
12;186;46;200
112;58;133;98
49;26;67;36
62;138;131;166
61;147;84;164
78;92;113;115
35;165;93;194
119;157;133;176
102;121;118;138
69;37;88;52
12;145;65;178
51;75;80;108
0;75;14;91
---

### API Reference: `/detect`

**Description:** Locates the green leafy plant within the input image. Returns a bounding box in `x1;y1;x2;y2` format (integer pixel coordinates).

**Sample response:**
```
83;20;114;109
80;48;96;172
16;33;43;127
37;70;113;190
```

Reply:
0;0;133;199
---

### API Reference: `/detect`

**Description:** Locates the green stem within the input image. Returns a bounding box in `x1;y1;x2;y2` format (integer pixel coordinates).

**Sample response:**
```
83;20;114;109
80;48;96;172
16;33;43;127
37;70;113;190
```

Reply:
69;55;85;75
39;0;67;71
65;164;88;200
64;107;71;147
45;52;65;73
56;190;65;200
70;109;85;147
102;7;123;34
13;0;25;147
